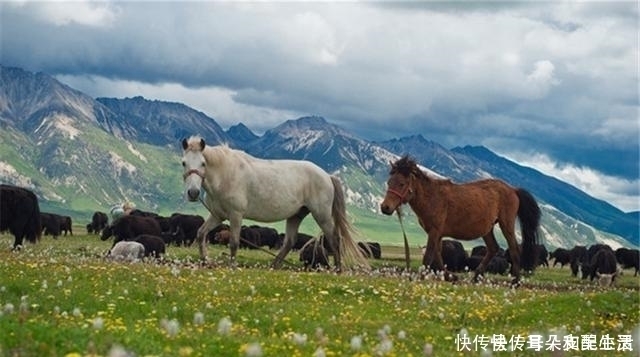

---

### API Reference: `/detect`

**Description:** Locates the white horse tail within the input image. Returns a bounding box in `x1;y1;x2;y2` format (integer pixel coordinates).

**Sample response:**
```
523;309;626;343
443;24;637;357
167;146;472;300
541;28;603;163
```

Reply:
330;176;370;270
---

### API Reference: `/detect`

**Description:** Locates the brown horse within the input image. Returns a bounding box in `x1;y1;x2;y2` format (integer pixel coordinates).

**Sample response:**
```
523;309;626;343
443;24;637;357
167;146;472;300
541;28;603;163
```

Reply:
380;156;541;285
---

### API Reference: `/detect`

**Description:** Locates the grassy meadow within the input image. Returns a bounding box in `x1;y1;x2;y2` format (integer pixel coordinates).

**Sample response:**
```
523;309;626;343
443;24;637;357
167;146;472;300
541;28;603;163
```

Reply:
0;231;639;357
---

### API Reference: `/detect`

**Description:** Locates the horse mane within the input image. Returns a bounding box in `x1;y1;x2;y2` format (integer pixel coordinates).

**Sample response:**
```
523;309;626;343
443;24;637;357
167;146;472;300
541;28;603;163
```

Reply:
200;140;253;169
391;155;451;184
185;136;205;152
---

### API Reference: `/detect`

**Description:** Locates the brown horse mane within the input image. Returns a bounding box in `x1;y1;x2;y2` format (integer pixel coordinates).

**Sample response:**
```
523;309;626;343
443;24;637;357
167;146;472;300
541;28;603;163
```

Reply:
391;156;452;185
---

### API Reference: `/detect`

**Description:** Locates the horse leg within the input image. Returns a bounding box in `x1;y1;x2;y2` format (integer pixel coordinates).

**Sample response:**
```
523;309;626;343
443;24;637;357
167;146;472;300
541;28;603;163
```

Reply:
310;210;341;271
227;214;243;266
499;221;521;285
273;209;309;269
196;214;221;262
423;234;457;282
474;230;499;283
422;235;436;270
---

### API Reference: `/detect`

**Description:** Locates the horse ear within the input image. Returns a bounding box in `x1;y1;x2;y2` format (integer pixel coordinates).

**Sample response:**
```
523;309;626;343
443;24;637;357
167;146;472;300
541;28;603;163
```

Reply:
181;138;188;150
199;138;205;150
389;160;395;169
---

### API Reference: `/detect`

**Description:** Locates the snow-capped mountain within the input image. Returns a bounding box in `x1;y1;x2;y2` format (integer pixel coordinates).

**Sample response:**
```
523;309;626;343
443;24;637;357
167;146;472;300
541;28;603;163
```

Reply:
0;65;636;250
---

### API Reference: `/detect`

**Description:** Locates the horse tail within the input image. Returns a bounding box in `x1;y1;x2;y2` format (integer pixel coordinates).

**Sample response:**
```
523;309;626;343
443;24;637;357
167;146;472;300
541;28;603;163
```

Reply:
330;176;370;270
516;188;541;271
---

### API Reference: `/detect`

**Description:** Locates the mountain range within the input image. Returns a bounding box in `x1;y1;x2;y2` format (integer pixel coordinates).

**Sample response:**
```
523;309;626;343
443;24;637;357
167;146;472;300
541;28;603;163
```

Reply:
0;65;637;250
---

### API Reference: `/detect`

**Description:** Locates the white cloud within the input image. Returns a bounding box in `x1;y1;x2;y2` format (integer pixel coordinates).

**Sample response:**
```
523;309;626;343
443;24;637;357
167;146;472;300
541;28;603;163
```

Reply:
524;60;559;99
503;152;639;213
9;1;120;27
55;74;301;133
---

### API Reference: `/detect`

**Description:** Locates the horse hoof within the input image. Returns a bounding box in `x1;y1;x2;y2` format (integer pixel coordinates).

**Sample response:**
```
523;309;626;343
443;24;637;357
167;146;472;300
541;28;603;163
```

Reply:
510;278;521;288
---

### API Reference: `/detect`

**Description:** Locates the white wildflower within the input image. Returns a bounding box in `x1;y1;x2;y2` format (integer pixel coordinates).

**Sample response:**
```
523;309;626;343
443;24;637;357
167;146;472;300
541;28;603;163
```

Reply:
217;317;232;335
245;342;262;357
93;317;104;330
423;343;433;356
313;347;326;357
350;335;362;351
376;338;393;355
165;318;179;337
3;303;14;314
107;344;134;357
193;312;204;325
292;332;307;346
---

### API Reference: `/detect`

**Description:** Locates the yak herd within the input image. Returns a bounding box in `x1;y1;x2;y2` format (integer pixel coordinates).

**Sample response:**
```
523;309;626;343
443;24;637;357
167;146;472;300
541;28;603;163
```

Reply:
93;207;382;268
438;238;638;286
1;184;638;284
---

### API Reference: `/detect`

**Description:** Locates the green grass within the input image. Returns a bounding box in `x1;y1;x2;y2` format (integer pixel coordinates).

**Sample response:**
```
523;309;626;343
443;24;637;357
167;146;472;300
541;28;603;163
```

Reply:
0;233;638;357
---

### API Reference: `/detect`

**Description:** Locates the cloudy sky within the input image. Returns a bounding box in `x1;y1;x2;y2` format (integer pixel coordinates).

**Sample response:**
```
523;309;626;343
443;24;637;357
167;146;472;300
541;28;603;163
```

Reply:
2;1;638;212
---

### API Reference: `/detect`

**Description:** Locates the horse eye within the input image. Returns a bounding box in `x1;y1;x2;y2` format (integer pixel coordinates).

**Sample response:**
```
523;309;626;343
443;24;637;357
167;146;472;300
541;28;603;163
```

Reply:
201;162;205;168
181;161;185;167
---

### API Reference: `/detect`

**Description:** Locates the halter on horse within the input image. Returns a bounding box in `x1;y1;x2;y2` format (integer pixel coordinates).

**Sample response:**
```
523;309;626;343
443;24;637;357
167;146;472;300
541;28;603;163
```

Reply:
381;156;541;285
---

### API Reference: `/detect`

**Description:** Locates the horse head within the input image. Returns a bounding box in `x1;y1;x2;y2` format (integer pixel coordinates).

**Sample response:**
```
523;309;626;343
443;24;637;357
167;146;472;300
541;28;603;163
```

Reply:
181;136;206;202
380;156;417;215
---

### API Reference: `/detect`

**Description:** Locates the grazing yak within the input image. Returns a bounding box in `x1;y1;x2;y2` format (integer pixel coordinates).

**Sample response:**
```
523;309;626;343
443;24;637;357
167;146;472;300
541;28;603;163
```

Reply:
60;215;73;236
589;247;619;286
0;184;41;249
467;245;507;274
281;232;314;251
504;243;549;268
166;213;204;246
108;241;146;262
569;245;587;277
299;238;331;270
88;211;109;234
550;248;572;268
212;226;264;249
580;244;612;280
465;255;508;275
249;225;281;249
40;212;64;238
486;256;509;275
101;215;162;247
358;242;382;259
615;247;639;276
440;240;468;272
470;245;488;258
134;234;166;258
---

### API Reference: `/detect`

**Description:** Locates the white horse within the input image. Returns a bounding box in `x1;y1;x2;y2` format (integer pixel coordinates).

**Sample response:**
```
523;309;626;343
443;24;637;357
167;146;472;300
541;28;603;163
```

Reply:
181;136;369;270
